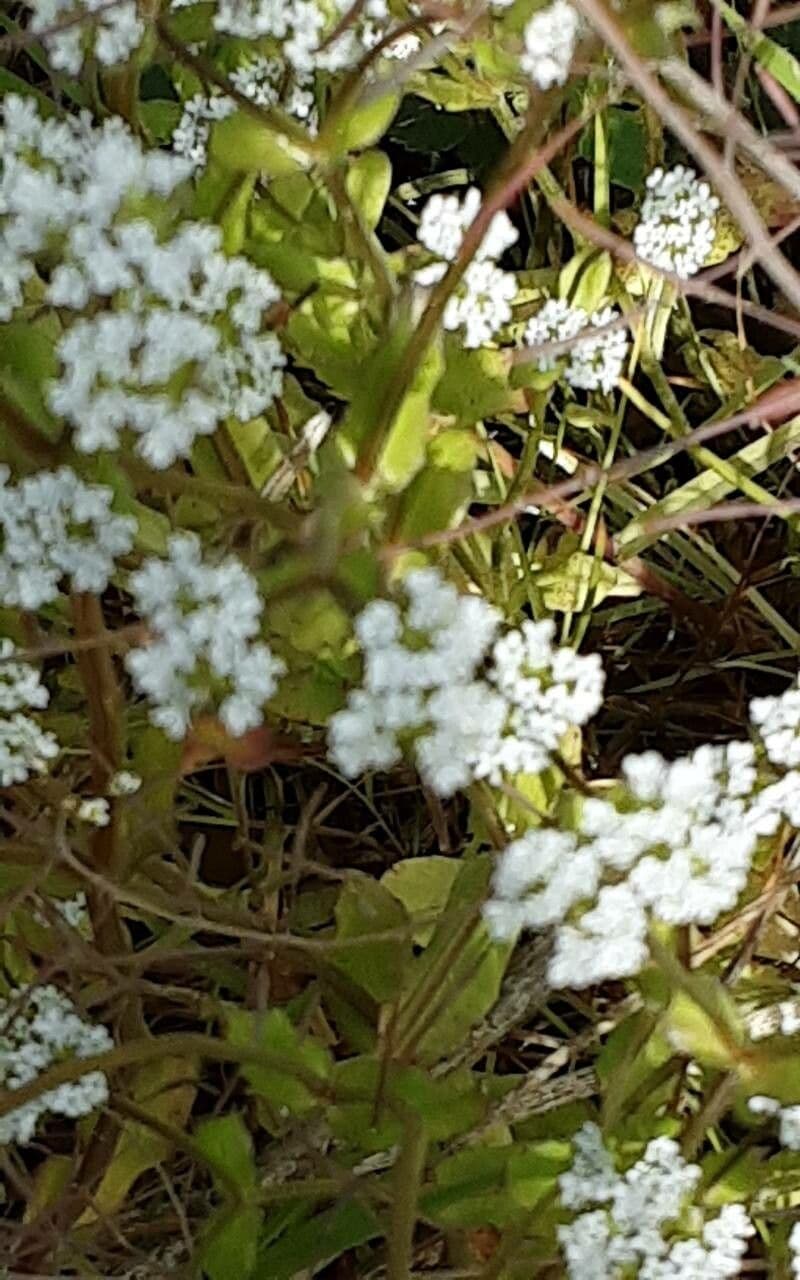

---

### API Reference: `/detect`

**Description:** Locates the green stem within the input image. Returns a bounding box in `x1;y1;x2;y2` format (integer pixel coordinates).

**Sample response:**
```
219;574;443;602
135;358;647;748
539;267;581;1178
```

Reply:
386;1108;428;1280
0;1032;335;1125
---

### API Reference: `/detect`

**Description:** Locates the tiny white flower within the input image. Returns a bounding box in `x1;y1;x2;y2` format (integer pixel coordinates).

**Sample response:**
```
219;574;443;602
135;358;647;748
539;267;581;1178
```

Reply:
76;797;111;827
108;770;142;797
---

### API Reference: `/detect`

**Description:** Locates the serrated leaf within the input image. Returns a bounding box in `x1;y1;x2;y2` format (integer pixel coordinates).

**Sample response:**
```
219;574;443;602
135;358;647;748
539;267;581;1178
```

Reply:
226;1007;331;1114
196;1112;257;1191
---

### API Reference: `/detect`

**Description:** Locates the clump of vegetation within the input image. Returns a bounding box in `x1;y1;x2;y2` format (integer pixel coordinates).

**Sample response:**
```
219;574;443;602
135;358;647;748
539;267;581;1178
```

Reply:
4;0;800;1276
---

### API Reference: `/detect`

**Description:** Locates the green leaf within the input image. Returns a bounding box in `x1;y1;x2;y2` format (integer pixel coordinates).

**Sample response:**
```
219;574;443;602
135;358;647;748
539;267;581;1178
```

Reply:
334;876;412;1002
23;1156;73;1222
394;437;477;541
201;1206;263;1280
226;417;283;489
346;151;392;229
269;592;350;654
253;1200;381;1279
140;99;183;142
507;1141;572;1209
330;1057;483;1150
83;1056;197;1222
196;1113;257;1191
559;249;613;313
433;344;519;423
579;107;648;193
536;549;642;612
337;313;441;487
382;857;461;945
664;976;744;1071
422;1146;520;1227
378;339;444;489
397;856;512;1065
326;91;400;154
701;1147;765;1206
716;0;800;102
210;111;308;176
0;317;62;444
225;1008;331;1114
599;1011;674;1129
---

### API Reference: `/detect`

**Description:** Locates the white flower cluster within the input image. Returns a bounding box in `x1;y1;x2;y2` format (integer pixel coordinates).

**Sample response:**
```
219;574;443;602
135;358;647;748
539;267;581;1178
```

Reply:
521;0;580;91
0;984;112;1145
0;97;284;467
0;638;58;787
26;0;143;74
484;732;796;987
558;1125;754;1279
0;466;136;609
328;568;604;797
172;62;316;172
523;299;629;393
750;679;800;768
209;0;400;74
0;94;189;323
126;533;285;740
76;797;111;827
749;1095;800;1150
108;769;142;797
48;219;285;468
414;187;518;347
634;165;719;279
171;93;235;171
231;56;316;124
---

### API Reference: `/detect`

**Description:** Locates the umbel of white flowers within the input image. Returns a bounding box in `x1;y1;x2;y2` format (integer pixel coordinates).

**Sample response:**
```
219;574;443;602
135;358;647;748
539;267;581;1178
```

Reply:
523;298;629;393
0;96;285;470
126;533;285;740
413;188;519;348
0;985;113;1145
328;567;604;796
558;1123;754;1278
484;673;800;987
0;639;59;787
